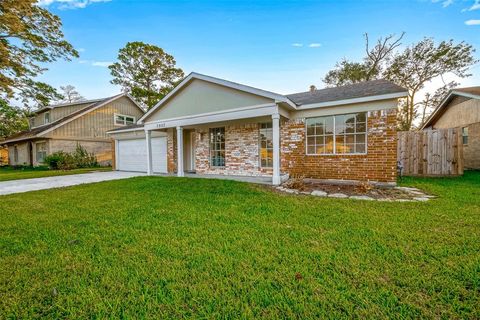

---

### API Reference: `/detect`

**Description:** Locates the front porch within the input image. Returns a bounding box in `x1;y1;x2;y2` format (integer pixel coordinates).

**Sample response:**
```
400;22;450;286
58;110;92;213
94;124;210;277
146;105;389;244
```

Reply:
144;104;286;185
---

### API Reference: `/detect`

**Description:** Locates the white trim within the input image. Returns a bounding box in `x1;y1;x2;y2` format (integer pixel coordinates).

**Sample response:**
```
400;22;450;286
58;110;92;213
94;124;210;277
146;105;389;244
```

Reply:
114;139;119;170
114;113;136;126
272;113;281;185
107;126;144;134
176;126;184;177
138;72;296;123
421;90;480;129
297;92;407;110
304;111;368;156
145;130;153;175
144;103;280;130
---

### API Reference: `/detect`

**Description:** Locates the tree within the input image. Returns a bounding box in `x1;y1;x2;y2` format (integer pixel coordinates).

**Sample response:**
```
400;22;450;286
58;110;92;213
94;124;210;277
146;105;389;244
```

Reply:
109;42;184;109
0;99;29;139
58;85;85;103
323;35;477;130
323;33;404;87
0;0;78;107
385;39;476;130
417;81;457;128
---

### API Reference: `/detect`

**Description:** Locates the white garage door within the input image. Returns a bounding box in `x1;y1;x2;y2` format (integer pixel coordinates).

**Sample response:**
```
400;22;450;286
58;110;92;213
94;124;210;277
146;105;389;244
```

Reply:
117;137;167;173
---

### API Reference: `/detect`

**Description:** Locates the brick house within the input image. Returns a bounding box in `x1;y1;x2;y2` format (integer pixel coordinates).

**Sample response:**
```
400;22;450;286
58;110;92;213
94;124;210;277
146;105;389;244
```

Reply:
108;73;407;185
2;94;144;166
421;87;480;170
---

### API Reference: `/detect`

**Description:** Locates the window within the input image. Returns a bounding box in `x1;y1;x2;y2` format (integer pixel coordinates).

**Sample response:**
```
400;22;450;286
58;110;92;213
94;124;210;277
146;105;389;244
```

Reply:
462;127;469;145
259;122;273;167
114;114;135;126
209;127;225;167
13;146;18;163
36;142;47;163
30;118;35;128
44;112;50;124
306;112;367;155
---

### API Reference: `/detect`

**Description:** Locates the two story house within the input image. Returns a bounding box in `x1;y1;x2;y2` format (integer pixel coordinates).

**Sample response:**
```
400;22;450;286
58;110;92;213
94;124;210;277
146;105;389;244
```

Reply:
3;93;144;166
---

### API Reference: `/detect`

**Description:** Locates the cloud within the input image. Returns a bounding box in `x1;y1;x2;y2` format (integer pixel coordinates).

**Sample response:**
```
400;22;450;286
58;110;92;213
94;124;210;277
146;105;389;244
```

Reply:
291;43;303;47
91;61;113;67
465;0;480;11
308;43;321;48
432;0;454;7
38;0;111;10
465;19;480;25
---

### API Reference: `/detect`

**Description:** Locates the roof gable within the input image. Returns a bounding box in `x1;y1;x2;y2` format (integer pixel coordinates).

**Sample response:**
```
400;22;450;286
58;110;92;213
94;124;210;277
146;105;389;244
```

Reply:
140;72;294;123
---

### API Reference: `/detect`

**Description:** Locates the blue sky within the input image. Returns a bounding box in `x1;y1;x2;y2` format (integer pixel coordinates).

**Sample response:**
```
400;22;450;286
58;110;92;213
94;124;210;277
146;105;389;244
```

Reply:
38;0;480;99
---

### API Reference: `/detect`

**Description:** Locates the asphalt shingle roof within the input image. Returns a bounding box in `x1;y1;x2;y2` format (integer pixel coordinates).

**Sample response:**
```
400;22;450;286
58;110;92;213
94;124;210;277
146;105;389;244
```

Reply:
286;79;407;106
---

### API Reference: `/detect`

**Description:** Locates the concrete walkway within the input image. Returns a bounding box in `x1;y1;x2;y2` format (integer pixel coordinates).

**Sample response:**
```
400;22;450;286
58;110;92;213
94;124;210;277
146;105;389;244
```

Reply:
0;171;145;196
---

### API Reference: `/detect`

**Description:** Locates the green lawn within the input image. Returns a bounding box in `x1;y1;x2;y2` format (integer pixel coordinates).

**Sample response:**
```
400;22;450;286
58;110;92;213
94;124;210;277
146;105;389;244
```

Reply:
0;172;479;318
0;166;112;182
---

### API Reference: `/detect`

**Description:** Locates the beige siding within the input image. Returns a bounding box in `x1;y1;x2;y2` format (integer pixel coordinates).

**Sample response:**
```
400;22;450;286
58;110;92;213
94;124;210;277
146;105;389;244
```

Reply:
145;79;274;122
432;98;480;129
31;102;93;128
8;142;30;166
45;96;144;140
464;122;480;169
49;139;113;165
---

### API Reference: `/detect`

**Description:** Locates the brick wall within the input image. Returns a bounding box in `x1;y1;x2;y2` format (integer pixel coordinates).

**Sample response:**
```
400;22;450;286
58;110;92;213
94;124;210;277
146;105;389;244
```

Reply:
281;109;398;182
167;123;272;176
464;122;480;169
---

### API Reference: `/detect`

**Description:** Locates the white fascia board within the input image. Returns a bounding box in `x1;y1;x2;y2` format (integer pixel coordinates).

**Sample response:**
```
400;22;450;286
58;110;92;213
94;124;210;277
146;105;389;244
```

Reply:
138;72;295;123
296;92;408;110
144;103;280;130
106;127;145;134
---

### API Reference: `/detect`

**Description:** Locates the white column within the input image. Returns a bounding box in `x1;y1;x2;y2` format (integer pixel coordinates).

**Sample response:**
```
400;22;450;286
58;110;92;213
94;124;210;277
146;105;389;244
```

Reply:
145;130;153;175
176;126;184;177
114;139;119;171
272;113;281;185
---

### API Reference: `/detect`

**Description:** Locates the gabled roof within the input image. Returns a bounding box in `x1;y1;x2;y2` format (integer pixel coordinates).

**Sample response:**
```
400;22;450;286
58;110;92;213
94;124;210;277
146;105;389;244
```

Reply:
138;72;297;123
421;86;480;129
34;98;105;114
287;79;407;107
3;93;144;144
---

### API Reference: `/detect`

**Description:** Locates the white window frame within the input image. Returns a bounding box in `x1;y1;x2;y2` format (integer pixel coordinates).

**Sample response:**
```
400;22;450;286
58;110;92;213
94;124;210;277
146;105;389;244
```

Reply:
259;122;273;168
305;112;368;156
462;127;468;145
114;113;136;126
44;112;50;124
36;141;47;163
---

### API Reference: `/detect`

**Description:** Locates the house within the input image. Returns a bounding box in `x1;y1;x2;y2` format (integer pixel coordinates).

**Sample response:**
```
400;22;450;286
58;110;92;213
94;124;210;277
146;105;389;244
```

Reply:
108;72;407;185
421;87;480;170
2;94;144;166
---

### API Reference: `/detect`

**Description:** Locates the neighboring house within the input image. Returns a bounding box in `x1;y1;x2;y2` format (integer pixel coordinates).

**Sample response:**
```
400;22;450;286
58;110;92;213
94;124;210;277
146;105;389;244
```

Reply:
3;94;144;166
421;87;480;170
108;72;407;185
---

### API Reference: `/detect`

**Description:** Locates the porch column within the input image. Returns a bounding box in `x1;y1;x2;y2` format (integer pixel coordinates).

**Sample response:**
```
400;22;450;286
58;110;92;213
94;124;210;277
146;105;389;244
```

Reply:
176;126;184;177
272;113;281;185
145;130;153;175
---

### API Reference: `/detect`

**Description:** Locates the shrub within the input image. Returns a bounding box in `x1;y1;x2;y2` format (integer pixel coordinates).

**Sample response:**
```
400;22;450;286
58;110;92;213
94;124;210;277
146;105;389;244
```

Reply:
44;144;97;170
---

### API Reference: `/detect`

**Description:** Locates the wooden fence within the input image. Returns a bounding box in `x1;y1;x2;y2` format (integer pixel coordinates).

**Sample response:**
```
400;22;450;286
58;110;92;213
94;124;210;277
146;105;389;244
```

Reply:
397;128;463;176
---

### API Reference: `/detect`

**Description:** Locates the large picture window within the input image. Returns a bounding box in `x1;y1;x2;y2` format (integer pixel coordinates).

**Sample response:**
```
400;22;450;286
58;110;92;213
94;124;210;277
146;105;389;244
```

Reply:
259;122;273;168
210;127;225;167
306;112;367;155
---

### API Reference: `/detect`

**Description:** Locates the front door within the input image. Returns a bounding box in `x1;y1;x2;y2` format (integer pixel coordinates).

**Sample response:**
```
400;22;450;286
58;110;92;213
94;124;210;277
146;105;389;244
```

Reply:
183;130;196;172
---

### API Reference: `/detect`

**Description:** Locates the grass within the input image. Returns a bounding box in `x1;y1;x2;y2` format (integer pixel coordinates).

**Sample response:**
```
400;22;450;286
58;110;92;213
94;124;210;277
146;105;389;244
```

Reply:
0;166;112;182
0;172;479;318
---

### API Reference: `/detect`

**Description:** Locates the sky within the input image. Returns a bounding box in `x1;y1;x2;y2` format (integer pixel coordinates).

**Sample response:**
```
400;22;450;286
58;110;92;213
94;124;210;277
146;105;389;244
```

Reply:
37;0;480;99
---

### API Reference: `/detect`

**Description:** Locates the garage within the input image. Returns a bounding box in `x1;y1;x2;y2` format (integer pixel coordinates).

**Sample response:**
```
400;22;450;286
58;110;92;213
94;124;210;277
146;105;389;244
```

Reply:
116;137;167;173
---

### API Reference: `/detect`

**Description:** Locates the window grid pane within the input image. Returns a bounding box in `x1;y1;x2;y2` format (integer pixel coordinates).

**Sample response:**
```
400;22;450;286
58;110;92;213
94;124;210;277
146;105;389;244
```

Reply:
306;112;367;155
259;122;273;167
210;127;225;167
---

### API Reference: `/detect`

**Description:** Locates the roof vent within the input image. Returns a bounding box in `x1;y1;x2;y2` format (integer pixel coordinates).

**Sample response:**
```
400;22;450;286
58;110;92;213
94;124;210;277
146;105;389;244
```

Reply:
309;85;317;93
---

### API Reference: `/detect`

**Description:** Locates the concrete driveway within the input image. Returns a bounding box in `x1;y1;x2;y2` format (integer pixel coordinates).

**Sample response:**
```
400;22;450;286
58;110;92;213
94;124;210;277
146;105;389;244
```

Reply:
0;171;146;196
